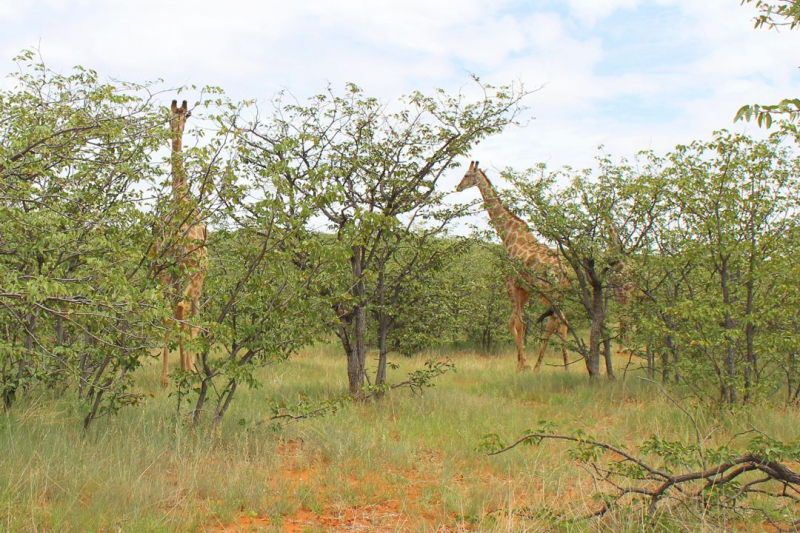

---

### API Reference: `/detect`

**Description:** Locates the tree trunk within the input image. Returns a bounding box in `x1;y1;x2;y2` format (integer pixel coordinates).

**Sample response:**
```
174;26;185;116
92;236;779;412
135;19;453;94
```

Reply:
78;329;94;399
56;315;65;346
482;283;496;352
351;304;367;397
348;246;367;398
192;351;210;425
376;268;389;386
16;312;37;398
603;337;615;380
586;285;604;378
720;258;737;404
743;264;757;402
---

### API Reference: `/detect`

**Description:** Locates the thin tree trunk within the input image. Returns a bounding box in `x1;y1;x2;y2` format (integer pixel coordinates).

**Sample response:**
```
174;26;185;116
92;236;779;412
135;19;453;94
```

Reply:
348;245;367;398
56;315;65;346
78;329;94;399
586;286;604;378
744;178;759;400
483;283;496;352
743;267;757;401
192;359;209;426
16;312;38;398
603;337;616;380
377;317;388;386
720;259;737;404
789;352;798;404
83;367;128;430
376;269;389;387
212;379;238;430
352;305;367;397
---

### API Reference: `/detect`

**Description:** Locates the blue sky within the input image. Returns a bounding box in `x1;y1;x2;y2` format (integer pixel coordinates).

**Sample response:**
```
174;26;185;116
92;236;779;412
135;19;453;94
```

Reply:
2;0;799;188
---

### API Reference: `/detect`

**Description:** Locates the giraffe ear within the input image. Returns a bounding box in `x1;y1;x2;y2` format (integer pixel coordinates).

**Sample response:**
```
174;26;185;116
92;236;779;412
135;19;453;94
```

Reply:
180;100;188;112
171;100;179;113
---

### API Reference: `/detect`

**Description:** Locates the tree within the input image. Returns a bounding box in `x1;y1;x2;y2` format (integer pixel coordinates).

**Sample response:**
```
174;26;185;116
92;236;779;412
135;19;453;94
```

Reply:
506;152;665;378
0;51;168;425
736;0;800;125
240;80;529;397
641;130;799;404
743;0;800;28
131;97;335;427
382;240;513;355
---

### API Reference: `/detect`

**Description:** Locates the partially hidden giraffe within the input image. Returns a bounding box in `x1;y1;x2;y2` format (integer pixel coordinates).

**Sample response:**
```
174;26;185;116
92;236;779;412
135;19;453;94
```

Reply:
608;228;636;352
158;100;208;387
457;161;569;371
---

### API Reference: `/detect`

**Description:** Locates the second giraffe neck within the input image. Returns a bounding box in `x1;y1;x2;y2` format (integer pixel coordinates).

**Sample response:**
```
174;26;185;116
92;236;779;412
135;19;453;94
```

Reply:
474;172;521;241
171;134;187;200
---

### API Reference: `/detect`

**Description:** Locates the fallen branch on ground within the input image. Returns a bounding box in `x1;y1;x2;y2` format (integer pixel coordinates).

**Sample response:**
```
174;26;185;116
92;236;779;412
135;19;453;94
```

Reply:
481;430;800;529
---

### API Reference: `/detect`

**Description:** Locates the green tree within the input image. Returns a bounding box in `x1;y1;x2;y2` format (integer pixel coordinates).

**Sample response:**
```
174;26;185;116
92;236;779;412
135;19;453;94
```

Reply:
643;130;799;403
506;152;665;378
0;51;168;426
743;0;800;28
240;81;529;397
139;98;334;426
736;0;800;125
383;240;513;355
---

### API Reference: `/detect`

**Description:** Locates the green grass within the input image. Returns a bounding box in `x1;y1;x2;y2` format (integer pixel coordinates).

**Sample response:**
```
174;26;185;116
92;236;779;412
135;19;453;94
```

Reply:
1;345;797;532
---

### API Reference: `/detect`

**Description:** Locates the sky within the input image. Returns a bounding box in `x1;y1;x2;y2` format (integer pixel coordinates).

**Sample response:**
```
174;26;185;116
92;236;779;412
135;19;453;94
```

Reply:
2;0;799;196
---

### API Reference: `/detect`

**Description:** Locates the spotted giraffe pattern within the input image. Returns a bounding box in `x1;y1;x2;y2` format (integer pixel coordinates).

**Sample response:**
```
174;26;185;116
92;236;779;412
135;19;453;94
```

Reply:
457;161;568;371
158;100;208;387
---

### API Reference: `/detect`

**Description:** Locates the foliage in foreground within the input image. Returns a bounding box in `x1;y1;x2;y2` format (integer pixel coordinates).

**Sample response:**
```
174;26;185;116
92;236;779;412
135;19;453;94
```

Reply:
738;0;800;125
482;424;800;530
0;51;169;425
503;129;800;405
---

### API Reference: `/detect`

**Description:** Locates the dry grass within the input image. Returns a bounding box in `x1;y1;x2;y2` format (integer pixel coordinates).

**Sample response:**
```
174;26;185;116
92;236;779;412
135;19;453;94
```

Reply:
1;344;797;532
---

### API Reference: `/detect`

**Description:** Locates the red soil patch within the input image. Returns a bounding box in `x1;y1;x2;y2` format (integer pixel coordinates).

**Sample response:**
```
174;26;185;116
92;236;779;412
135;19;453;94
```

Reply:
218;515;272;532
218;438;675;531
212;440;486;532
282;501;405;532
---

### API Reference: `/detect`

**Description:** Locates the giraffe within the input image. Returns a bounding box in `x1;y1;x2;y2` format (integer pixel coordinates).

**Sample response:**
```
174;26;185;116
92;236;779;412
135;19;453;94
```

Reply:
457;161;568;371
158;100;208;387
611;259;636;356
606;223;636;352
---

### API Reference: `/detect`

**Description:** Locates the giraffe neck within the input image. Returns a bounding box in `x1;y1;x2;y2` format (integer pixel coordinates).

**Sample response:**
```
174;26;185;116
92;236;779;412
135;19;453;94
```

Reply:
171;131;187;202
473;171;519;242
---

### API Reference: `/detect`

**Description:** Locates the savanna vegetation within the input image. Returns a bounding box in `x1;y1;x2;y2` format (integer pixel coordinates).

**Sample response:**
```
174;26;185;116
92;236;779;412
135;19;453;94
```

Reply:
1;2;799;531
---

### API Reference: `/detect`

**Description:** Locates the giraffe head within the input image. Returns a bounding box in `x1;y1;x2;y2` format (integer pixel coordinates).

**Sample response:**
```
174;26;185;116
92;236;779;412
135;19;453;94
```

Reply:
456;160;483;192
169;100;190;134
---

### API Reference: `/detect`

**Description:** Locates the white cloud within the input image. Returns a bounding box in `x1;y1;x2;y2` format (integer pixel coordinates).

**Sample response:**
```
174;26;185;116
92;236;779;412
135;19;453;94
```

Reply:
565;0;642;24
1;0;799;181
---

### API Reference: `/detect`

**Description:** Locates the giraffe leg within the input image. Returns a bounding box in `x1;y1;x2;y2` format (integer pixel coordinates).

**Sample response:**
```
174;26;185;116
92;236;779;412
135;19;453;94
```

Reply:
558;320;569;371
533;314;559;372
506;279;529;371
509;311;527;371
160;318;171;388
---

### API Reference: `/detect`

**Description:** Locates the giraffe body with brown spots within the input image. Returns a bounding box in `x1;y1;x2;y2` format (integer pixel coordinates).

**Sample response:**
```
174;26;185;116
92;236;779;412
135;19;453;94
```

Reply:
457;161;568;371
157;100;208;387
609;246;636;352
